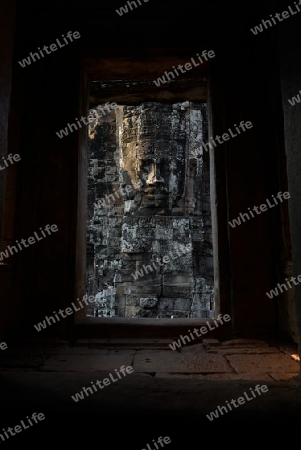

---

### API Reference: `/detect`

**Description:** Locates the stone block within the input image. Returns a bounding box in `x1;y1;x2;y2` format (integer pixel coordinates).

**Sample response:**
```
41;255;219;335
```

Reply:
163;285;192;298
124;295;140;307
139;297;158;309
174;298;192;311
115;269;136;282
163;274;193;285
128;284;162;295
155;224;173;240
124;306;141;318
138;309;159;318
158;298;174;310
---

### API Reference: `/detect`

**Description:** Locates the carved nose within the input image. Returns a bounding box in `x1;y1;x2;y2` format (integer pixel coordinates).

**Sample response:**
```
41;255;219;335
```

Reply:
146;161;165;186
147;173;165;186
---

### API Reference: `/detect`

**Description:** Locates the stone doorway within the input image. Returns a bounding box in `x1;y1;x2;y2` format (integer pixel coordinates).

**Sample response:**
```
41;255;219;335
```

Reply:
86;93;214;320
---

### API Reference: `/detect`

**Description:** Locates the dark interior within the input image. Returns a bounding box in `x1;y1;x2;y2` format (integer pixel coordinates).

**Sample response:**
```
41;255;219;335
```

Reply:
1;0;301;441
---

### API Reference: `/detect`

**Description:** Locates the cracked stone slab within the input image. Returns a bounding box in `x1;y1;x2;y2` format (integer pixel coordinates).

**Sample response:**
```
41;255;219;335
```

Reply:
206;347;280;355
221;339;269;347
177;343;207;354
133;350;233;373
85;339;174;348
155;373;204;379
47;347;110;355
202;339;220;346
133;350;183;373
200;372;274;381
108;349;136;355
179;354;235;373
278;345;300;361
268;372;299;381
226;353;300;374
155;373;274;381
39;354;133;372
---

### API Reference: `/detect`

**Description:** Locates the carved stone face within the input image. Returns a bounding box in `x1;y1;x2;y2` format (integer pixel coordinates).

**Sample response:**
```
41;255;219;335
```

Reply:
119;103;187;214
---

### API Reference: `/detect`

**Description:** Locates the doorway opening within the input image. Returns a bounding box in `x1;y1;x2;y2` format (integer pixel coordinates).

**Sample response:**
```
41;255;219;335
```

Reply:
85;79;215;320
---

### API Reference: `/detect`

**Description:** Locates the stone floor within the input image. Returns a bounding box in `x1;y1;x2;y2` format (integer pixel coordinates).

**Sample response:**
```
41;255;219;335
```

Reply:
0;338;300;444
31;338;300;381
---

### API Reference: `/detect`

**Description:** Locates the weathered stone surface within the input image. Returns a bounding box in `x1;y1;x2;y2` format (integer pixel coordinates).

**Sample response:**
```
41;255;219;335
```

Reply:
279;345;300;361
133;350;232;373
86;102;214;318
202;339;220;346
139;297;158;309
207;347;280;355
200;373;274;381
127;284;162;295
179;343;208;354
226;354;300;374
178;354;233;373
269;372;299;381
40;354;132;372
221;339;269;347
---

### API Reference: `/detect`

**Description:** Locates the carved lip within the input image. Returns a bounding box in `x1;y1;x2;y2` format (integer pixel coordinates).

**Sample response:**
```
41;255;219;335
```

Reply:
144;187;167;195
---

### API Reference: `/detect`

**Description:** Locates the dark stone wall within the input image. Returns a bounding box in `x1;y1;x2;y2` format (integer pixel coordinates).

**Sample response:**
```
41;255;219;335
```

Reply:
278;0;301;346
0;0;293;341
0;0;16;338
